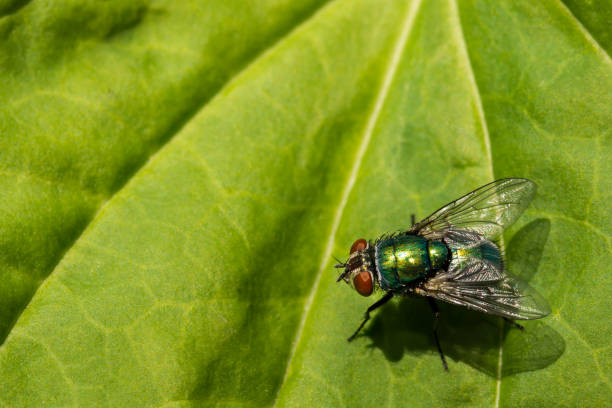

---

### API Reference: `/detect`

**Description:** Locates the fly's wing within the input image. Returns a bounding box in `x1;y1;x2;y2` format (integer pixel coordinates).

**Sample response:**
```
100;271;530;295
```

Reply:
410;178;536;240
421;265;551;320
422;265;550;320
419;231;551;319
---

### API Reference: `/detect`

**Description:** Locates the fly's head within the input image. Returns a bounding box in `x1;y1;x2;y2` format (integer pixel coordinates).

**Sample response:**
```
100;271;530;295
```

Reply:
335;238;375;297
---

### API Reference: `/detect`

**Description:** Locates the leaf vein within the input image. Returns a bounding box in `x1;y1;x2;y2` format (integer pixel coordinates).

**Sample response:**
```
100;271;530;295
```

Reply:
553;0;612;63
272;0;424;404
449;1;503;406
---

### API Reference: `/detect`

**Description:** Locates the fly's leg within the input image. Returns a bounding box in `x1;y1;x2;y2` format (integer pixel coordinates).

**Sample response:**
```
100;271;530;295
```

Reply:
427;297;449;371
503;317;524;331
347;292;394;342
411;214;416;227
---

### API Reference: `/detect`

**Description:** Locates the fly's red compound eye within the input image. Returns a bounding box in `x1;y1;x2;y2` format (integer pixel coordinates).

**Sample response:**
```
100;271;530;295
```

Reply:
353;271;373;297
350;238;367;254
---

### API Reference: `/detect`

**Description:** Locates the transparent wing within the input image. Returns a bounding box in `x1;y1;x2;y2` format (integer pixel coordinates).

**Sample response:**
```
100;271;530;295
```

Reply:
420;260;551;320
410;178;536;240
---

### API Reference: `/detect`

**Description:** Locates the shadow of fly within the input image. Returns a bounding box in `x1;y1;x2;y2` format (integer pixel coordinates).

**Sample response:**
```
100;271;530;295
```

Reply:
335;178;550;370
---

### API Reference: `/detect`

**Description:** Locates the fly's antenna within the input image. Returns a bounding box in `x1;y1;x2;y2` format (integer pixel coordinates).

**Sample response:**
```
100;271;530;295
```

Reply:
333;255;346;269
333;255;349;282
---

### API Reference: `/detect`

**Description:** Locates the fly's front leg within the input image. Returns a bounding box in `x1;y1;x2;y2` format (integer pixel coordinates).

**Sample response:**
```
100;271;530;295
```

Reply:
347;292;394;342
427;297;449;371
411;214;416;227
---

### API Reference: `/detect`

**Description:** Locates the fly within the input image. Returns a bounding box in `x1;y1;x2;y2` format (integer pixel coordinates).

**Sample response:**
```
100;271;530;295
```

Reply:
335;178;551;370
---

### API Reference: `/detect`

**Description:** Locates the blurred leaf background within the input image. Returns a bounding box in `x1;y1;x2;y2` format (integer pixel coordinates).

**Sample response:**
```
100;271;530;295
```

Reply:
0;0;610;406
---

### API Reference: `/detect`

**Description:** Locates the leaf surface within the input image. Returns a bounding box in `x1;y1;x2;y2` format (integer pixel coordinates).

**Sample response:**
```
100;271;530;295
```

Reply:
0;0;610;406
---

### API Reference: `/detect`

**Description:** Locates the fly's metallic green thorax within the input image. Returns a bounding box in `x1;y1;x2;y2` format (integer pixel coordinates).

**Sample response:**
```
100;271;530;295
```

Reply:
428;240;449;270
374;234;449;290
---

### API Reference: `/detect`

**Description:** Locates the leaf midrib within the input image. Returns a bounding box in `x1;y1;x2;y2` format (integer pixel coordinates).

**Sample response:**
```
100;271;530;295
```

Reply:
448;1;502;405
556;0;612;62
272;0;425;404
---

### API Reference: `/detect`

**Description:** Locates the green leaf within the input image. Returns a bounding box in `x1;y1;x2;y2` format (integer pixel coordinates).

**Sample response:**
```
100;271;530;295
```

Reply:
0;0;610;406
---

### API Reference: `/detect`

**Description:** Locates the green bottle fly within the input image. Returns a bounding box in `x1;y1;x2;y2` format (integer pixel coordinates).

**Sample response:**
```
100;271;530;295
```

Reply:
335;178;551;370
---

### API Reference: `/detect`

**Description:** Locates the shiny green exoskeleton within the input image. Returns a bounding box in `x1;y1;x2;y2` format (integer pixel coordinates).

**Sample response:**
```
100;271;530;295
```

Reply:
335;179;551;371
375;234;449;290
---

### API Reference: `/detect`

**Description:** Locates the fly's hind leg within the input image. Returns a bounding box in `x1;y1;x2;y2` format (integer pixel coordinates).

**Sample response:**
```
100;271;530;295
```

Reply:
503;317;524;331
427;297;449;371
347;292;393;342
411;214;416;227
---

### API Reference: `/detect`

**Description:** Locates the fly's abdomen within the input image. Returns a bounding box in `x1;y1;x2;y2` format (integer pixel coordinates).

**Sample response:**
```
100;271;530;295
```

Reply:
375;234;449;290
450;239;502;270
